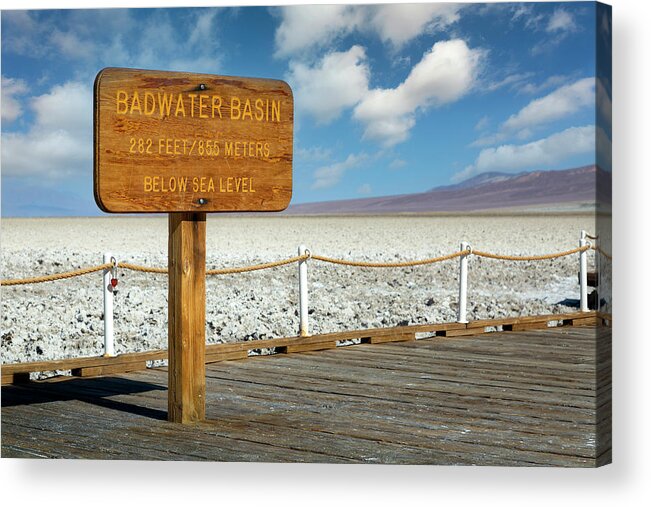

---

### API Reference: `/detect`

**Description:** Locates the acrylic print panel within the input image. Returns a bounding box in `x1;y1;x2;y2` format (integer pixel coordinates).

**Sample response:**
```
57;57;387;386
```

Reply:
0;2;611;466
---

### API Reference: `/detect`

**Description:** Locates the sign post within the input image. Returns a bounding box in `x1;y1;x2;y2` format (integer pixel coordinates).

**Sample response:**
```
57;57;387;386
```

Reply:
168;212;206;423
94;67;293;423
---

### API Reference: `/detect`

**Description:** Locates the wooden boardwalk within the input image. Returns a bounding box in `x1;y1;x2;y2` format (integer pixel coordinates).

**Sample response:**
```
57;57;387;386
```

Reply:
1;325;611;466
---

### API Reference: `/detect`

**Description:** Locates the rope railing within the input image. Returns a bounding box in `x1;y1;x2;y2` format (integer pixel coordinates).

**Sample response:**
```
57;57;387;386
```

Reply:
0;262;113;287
310;250;465;267
472;244;591;261
1;229;611;357
117;256;309;275
0;243;610;286
207;255;307;275
117;262;167;274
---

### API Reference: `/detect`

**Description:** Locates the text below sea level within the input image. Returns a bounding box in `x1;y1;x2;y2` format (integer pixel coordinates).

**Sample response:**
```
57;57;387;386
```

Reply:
144;176;255;194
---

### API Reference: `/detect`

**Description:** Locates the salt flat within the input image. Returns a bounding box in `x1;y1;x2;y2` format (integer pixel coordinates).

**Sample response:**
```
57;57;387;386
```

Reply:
1;214;603;367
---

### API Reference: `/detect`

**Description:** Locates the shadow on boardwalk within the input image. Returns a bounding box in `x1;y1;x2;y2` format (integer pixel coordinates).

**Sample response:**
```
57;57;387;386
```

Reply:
1;326;611;465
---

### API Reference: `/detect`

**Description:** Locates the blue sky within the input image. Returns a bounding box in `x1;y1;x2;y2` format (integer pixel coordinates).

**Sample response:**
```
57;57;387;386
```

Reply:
1;2;611;216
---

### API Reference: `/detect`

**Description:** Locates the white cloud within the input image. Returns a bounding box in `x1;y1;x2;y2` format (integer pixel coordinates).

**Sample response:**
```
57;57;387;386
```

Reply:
287;46;370;124
474;115;490;131
357;115;416;147
547;8;577;33
485;72;533;93
1;81;92;179
471;77;595;148
455;125;595;182
188;10;218;47
274;5;363;59
510;4;544;30
50;30;95;60
114;11;221;74
1;76;28;122
354;39;483;147
471;131;509;148
1;10;221;75
389;159;407;170
531;8;578;55
357;183;372;195
312;153;366;189
296;146;333;163
503;77;594;131
368;4;462;47
1;11;46;57
518;74;569;95
30;81;90;137
274;4;463;58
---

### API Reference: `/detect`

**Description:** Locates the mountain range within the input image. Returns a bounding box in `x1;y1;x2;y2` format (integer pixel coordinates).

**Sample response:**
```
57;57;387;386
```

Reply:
285;165;611;214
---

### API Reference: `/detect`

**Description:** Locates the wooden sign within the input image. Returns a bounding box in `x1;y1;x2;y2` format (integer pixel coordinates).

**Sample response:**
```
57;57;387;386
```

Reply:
94;67;293;213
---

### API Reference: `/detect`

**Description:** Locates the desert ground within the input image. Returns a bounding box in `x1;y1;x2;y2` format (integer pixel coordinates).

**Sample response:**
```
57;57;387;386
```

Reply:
1;214;609;368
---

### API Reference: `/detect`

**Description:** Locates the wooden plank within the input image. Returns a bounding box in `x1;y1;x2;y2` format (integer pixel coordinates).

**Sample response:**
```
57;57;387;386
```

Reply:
439;327;483;337
114;362;602;440
168;212;206;423
1;372;30;386
571;316;601;327
205;356;597;410
467;311;596;329
281;341;337;354
239;339;594;378
177;356;597;465
1;326;605;465
0;313;601;382
203;370;598;439
505;321;550;332
203;388;598;465
2;395;350;463
71;361;147;378
2;349;167;376
283;348;599;393
205;350;249;363
395;322;467;333
203;415;590;466
94;68;293;213
205;362;596;415
364;332;416;344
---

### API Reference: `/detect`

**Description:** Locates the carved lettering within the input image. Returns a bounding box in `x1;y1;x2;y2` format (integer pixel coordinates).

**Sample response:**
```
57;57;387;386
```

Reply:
144;92;156;115
115;91;281;122
143;176;189;193
116;90;129;114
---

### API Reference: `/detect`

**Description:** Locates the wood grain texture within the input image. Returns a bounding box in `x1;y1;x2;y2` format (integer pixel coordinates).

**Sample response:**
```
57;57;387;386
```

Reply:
1;326;611;465
94;67;293;213
2;311;608;385
168;213;206;423
366;332;416;344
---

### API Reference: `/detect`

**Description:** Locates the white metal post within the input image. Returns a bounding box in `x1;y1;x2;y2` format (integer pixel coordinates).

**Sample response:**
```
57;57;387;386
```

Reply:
298;245;309;337
579;231;589;312
457;242;469;324
103;252;115;356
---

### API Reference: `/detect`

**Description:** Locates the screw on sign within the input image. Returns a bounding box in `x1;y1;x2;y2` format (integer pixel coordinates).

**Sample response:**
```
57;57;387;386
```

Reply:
94;68;294;424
